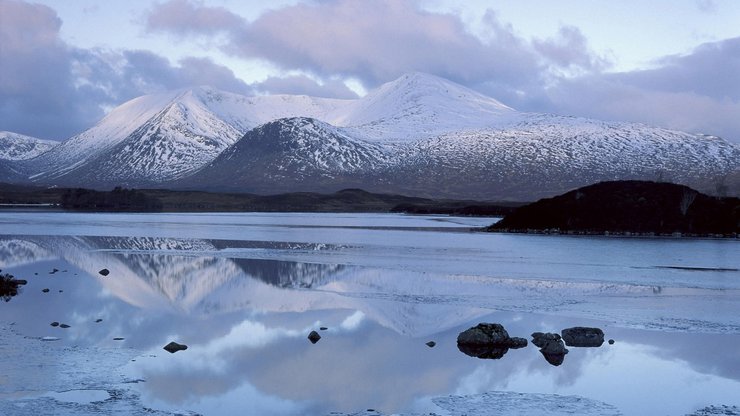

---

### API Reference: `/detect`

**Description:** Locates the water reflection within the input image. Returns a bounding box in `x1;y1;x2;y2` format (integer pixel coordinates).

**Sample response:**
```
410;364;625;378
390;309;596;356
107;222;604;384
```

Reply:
1;234;739;415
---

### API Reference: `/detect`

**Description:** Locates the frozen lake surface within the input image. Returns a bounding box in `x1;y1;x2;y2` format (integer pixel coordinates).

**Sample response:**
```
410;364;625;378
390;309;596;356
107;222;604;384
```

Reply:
0;212;738;415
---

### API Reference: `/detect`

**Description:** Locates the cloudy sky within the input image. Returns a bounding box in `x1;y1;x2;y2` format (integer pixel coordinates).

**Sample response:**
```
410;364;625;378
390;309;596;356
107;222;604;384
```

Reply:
1;0;739;143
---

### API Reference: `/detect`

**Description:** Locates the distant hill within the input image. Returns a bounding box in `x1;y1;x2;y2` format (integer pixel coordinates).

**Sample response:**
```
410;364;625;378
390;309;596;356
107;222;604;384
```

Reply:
0;183;515;214
489;181;740;236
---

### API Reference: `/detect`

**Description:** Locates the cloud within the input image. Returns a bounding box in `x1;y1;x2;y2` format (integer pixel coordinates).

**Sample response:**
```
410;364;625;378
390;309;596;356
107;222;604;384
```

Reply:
253;75;358;99
533;25;612;74
0;0;253;140
539;37;740;142
145;0;243;36
146;0;549;96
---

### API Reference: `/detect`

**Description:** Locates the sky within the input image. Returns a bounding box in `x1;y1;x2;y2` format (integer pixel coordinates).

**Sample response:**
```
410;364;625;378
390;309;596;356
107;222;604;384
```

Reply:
1;0;739;143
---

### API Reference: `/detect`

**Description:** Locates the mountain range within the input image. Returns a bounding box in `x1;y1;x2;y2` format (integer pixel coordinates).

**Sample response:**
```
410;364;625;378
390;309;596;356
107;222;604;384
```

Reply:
1;72;738;200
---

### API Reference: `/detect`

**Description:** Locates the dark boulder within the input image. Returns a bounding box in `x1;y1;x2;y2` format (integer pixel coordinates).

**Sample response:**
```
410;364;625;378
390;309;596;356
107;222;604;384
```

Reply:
458;344;511;360
163;341;188;353
426;341;436;348
457;323;527;359
457;323;511;345
308;330;321;344
99;269;110;276
532;332;569;366
562;327;605;347
50;322;60;327
319;327;328;331
532;332;562;348
608;339;615;345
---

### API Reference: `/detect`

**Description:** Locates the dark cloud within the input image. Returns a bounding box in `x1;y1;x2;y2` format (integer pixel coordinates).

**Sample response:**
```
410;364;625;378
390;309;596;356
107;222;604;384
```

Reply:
253;75;358;99
0;0;253;140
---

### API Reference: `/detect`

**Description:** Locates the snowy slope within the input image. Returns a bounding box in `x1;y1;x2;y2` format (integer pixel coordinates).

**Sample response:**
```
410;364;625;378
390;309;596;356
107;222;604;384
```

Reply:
332;72;515;142
186;117;391;193
11;72;740;198
0;131;57;160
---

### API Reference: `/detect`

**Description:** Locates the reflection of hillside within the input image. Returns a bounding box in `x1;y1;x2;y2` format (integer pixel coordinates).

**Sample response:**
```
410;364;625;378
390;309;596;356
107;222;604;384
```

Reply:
2;235;490;336
0;237;55;268
232;258;345;288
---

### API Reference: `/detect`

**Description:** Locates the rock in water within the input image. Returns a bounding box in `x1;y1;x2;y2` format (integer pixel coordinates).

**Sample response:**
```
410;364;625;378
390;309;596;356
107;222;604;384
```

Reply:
308;330;321;344
532;332;569;366
42;288;50;293
426;341;436;348
59;324;70;328
98;269;110;276
561;327;605;347
457;323;509;345
50;322;59;327
457;323;527;359
163;341;188;353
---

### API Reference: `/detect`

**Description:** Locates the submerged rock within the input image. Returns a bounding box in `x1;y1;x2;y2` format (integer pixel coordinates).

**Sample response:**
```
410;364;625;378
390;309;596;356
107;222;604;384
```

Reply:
458;344;511;359
95;319;103;323
163;341;188;353
561;327;605;347
457;323;527;359
98;269;110;276
308;330;321;344
59;324;70;329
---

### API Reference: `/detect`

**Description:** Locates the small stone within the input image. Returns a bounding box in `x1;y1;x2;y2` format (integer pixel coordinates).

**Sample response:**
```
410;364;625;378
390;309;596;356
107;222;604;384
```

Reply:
308;330;321;344
319;327;328;331
50;322;59;327
98;269;110;276
59;324;70;328
426;341;436;348
163;341;187;353
608;339;615;345
42;288;50;293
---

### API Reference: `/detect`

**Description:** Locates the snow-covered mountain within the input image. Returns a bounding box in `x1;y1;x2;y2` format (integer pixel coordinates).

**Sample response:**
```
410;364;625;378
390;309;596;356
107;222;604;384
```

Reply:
8;73;740;199
0;131;57;161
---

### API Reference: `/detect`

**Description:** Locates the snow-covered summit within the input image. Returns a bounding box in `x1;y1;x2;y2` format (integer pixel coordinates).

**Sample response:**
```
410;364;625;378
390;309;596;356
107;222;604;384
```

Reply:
9;72;739;198
0;131;58;160
334;72;516;142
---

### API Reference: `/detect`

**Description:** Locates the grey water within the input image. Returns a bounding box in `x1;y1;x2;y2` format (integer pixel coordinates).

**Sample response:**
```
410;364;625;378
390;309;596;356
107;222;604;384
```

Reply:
0;212;738;415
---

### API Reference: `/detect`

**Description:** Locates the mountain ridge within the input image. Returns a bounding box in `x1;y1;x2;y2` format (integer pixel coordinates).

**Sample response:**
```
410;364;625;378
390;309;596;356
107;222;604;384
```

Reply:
3;72;738;200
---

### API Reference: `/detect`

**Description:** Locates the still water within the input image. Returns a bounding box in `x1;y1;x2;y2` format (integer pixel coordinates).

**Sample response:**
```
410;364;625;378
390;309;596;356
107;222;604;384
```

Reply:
0;212;738;415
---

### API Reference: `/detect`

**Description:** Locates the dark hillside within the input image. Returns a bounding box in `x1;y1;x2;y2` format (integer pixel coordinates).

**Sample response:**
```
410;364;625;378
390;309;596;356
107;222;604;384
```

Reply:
489;181;739;236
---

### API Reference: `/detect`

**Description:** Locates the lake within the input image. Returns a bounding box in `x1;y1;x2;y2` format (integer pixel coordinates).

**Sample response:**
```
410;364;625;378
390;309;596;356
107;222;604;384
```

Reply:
1;212;739;415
